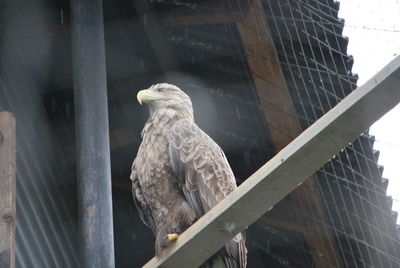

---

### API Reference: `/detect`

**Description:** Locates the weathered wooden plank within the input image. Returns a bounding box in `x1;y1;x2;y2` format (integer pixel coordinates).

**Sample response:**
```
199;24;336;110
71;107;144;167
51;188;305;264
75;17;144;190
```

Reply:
0;112;16;268
143;56;400;268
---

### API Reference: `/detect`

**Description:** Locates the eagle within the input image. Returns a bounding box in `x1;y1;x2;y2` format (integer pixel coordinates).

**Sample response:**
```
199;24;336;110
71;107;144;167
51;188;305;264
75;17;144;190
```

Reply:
130;83;247;268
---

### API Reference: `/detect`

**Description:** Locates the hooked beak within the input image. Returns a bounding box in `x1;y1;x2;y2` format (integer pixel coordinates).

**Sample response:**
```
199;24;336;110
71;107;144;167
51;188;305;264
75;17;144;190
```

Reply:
137;89;161;105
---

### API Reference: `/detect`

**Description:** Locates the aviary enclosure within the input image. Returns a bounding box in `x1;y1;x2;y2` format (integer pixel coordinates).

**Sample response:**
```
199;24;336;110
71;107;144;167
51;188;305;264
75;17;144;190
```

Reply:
0;0;399;267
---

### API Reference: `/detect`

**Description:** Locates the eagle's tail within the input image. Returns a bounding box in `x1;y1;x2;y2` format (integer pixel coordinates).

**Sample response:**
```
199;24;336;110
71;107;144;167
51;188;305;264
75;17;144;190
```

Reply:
221;232;247;268
201;232;247;268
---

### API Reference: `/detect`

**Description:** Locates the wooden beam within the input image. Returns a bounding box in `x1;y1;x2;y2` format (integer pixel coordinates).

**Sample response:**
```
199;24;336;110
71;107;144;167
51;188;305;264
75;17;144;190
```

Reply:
0;112;16;268
112;179;131;191
132;0;178;72
64;126;139;164
162;12;243;26
143;56;400;268
259;215;305;233
236;0;300;149
236;1;343;266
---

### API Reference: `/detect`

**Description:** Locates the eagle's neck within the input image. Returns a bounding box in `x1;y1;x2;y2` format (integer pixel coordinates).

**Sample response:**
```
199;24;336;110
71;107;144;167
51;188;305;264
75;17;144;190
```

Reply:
149;101;194;121
142;107;193;138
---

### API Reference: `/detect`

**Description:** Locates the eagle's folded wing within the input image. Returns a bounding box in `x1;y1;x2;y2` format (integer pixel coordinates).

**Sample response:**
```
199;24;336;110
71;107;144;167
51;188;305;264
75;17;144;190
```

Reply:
167;119;247;268
131;165;157;235
167;119;237;217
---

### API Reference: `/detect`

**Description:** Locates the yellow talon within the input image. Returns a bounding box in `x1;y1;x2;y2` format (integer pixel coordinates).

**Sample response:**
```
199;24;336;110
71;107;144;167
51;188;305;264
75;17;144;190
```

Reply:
166;233;179;242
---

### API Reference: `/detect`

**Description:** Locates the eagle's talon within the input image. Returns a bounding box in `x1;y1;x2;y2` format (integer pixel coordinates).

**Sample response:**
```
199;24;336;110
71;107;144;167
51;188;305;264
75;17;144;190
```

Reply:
165;233;179;242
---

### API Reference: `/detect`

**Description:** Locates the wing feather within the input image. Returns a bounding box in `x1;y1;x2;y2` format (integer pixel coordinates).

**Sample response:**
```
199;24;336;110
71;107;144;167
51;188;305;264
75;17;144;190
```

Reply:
167;119;236;214
167;119;247;268
130;164;157;235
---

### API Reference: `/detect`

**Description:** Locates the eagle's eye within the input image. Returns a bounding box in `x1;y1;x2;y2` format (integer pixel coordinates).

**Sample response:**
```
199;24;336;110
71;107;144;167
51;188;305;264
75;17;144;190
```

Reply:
157;88;165;93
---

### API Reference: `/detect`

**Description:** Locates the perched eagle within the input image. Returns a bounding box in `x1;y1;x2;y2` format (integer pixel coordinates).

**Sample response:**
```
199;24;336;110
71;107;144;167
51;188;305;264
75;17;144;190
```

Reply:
130;83;247;268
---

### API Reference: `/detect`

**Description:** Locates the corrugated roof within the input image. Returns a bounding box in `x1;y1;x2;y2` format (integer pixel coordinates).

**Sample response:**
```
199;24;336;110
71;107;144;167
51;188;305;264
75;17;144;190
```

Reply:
0;50;79;267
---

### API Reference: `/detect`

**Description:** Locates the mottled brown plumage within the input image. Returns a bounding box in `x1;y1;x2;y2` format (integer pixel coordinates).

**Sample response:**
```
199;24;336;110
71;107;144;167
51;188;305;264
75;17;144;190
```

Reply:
130;83;247;267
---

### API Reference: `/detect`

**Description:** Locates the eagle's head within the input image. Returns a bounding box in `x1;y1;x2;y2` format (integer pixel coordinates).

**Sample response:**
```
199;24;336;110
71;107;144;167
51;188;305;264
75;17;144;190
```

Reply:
137;83;193;119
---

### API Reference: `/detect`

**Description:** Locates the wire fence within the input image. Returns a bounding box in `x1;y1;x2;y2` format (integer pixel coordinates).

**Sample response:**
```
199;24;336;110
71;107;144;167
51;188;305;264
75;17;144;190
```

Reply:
158;0;400;266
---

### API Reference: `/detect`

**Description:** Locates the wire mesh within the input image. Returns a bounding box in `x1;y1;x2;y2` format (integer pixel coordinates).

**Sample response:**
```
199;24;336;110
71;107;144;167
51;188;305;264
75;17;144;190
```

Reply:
154;0;400;266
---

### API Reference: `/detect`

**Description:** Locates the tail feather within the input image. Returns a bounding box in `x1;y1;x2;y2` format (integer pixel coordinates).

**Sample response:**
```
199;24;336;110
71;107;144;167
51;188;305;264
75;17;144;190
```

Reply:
201;232;247;268
221;233;247;268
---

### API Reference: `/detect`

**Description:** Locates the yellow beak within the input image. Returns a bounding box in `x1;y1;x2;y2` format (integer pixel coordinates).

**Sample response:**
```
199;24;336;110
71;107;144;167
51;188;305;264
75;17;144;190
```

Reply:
137;89;161;105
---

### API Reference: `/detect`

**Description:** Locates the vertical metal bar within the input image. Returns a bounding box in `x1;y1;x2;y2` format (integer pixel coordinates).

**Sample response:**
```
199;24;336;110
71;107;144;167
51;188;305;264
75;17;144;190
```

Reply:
70;0;115;267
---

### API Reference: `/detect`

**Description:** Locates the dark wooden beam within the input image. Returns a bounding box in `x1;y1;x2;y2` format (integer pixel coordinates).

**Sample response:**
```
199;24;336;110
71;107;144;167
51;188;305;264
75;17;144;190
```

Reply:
112;179;131;191
259;215;305;233
236;0;344;266
162;12;243;26
64;126;139;164
132;0;178;73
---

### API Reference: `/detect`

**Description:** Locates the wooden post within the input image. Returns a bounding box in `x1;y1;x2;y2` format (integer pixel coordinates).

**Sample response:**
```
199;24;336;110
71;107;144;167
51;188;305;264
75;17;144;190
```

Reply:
0;112;16;268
